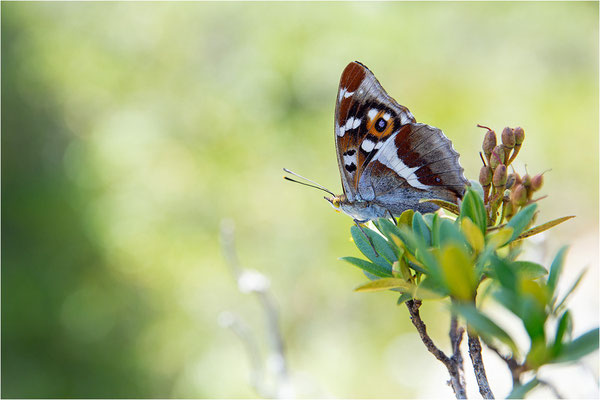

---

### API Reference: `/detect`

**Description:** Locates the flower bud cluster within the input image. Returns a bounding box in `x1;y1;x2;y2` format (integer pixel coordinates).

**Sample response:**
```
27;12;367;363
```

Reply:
477;125;543;224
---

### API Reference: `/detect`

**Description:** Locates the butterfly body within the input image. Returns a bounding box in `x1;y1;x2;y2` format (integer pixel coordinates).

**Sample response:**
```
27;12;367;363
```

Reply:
328;61;468;221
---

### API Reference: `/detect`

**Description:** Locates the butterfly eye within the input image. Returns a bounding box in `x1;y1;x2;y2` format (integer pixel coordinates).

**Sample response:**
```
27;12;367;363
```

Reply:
375;118;387;132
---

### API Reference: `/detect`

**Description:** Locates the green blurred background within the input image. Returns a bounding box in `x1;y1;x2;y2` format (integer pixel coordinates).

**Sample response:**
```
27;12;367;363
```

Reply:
2;2;598;398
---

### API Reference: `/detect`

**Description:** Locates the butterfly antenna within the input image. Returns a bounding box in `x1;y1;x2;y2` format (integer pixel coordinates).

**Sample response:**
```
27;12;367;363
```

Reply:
283;168;335;197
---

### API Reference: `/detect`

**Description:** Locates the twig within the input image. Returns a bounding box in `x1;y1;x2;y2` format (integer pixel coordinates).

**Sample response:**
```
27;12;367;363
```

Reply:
218;311;268;396
406;300;467;398
220;219;292;398
450;311;467;396
485;342;523;387
257;291;289;380
467;332;495;399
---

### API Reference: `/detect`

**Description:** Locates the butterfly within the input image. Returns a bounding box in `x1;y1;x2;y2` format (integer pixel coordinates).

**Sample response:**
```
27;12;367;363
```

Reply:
285;61;468;225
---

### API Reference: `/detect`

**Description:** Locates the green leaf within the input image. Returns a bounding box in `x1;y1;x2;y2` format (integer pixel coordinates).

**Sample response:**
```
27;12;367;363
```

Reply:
408;261;428;275
398;209;414;227
461;217;484;254
493;288;520;316
547;246;568;300
416;277;449;299
392;226;441;278
422;213;435;228
397;293;412;305
504;203;537;244
516;215;575;241
340;256;392;278
363;270;380;281
373;219;402;256
552;328;599;364
439;218;468;248
460;187;487;234
554;268;587;313
551;310;572;356
354;278;412;293
507;378;539;399
377;219;419;257
439;244;477;300
485;227;514;249
419;198;460;215
526;337;549;368
469;180;485;201
412;212;431;246
488;256;517;292
513;261;548;280
453;303;520;356
520;297;547;342
430;213;440;247
350;225;396;270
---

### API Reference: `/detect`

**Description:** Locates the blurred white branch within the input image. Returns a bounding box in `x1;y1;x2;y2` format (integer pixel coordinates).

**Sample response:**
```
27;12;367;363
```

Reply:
219;219;293;399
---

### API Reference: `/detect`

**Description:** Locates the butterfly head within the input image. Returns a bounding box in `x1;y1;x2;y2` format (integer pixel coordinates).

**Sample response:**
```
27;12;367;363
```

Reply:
324;194;345;213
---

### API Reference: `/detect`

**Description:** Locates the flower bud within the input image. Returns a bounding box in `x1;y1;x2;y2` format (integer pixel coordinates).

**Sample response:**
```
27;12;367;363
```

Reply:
501;127;516;149
490;145;506;169
521;174;531;188
493;164;507;187
504;199;514;219
531;174;544;191
511;184;528;206
479;165;493;187
513;126;525;145
506;173;518;190
482;130;497;159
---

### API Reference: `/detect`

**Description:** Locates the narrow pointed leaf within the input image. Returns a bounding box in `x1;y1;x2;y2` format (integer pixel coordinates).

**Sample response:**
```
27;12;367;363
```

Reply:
430;213;440;247
416;277;449;299
412;212;431;246
504;203;537;244
350;225;395;270
469;180;485;201
439;244;477;300
439;218;468;248
354;278;412;293
461;217;484;253
398;209;414;227
419;198;460;215
554;268;587;312
460;188;487;234
551;310;571;356
340;256;392;278
516;215;575;241
552;328;599;364
507;378;539;399
453;303;519;356
397;293;412;305
513;261;548;280
485;227;514;250
547;246;568;298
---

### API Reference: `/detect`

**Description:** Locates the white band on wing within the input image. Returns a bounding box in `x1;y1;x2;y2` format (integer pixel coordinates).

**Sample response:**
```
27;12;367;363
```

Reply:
374;132;429;190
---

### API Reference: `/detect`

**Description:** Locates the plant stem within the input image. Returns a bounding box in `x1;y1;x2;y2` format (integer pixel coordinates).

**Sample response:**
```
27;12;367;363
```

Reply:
406;300;467;399
467;331;494;399
450;312;467;395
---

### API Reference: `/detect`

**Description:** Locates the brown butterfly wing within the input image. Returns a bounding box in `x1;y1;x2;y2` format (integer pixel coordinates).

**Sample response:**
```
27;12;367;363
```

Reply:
335;61;468;214
334;61;415;201
358;123;469;214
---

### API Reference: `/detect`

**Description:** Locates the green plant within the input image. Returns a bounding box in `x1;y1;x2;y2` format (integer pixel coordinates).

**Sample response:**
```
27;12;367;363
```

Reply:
341;126;598;399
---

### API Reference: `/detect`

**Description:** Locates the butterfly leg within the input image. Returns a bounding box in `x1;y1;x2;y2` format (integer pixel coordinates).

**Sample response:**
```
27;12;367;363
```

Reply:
353;219;377;254
386;209;398;226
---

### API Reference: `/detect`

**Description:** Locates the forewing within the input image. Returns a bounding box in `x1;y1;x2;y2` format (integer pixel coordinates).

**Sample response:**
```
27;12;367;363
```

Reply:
334;61;416;201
